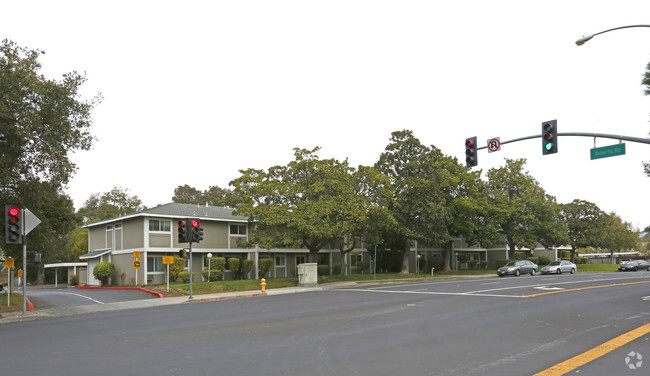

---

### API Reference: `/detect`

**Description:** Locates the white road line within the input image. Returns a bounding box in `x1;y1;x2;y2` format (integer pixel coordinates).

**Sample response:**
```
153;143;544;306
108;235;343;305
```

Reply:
52;292;104;304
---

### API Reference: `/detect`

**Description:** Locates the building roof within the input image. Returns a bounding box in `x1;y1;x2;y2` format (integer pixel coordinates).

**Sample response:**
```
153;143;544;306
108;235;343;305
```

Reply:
83;203;248;228
79;248;112;259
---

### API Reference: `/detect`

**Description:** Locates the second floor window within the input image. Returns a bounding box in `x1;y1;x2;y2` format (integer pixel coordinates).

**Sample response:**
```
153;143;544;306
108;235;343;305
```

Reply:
230;224;247;235
149;220;171;232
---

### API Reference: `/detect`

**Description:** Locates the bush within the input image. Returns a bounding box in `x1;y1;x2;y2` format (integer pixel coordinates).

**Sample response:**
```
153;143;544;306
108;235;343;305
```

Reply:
211;257;226;273
527;257;539;265
479;261;488;269
93;262;115;286
467;260;478;269
228;257;241;279
496;259;513;269
513;252;524;260
317;264;330;276
538;255;551;265
201;270;223;282
69;274;79;286
259;259;273;278
243;259;254;279
561;250;571;260
357;261;370;273
170;257;186;282
332;263;341;275
178;271;195;282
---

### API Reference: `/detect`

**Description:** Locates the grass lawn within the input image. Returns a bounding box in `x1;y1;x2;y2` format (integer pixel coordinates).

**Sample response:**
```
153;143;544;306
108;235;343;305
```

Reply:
576;264;619;272
0;293;24;314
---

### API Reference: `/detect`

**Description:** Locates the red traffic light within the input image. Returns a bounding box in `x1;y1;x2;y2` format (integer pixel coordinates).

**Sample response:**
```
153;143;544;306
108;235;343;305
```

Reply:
178;220;185;227
192;220;199;228
465;139;473;147
8;207;19;216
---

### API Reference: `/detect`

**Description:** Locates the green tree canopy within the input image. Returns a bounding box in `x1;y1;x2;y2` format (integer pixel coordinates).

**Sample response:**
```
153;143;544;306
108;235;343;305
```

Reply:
486;159;568;257
0;39;100;190
77;187;144;224
375;130;498;272
560;199;604;261
172;184;242;207
599;213;638;253
231;147;381;263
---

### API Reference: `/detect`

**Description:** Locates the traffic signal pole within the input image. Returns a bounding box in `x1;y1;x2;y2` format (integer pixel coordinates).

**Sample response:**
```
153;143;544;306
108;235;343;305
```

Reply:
476;132;650;151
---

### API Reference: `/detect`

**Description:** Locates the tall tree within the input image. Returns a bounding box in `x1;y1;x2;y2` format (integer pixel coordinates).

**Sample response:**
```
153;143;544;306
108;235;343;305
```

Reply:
486;159;568;258
172;184;243;207
560;199;604;261
599;213;638;260
375;130;498;273
0;39;100;192
231;147;373;263
78;187;144;224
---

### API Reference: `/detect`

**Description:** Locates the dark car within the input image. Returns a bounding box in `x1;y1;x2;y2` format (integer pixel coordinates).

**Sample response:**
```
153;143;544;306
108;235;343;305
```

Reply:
618;260;650;272
497;260;538;277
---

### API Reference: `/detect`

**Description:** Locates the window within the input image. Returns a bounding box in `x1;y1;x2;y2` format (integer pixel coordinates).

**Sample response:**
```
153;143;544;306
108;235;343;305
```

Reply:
275;255;286;267
149;220;171;232
230;224;247;235
147;257;164;273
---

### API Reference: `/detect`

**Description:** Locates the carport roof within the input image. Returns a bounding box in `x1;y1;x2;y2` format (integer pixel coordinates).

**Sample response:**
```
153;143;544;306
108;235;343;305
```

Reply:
79;249;112;259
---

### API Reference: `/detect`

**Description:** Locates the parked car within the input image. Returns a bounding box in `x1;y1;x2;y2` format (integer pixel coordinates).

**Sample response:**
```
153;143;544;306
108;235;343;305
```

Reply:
497;260;538;277
541;260;577;275
618;260;650;272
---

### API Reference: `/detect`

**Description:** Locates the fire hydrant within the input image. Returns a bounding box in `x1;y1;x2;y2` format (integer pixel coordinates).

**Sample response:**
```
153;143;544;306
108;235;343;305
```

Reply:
261;278;266;292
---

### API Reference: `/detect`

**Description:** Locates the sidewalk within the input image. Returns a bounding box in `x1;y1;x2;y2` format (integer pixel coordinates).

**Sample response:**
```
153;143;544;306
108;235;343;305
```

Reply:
0;282;358;324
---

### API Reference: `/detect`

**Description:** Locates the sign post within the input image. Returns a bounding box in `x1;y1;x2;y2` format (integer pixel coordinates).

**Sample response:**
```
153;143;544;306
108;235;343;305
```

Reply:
162;256;174;292
133;252;141;286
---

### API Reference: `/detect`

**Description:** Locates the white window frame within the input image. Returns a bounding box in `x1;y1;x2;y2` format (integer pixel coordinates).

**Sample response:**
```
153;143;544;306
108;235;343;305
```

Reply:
149;219;171;233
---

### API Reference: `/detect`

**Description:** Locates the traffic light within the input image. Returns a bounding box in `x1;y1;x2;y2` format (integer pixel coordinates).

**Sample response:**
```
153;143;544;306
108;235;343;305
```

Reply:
465;137;478;167
178;249;188;258
191;219;203;243
178;219;188;243
5;205;23;244
542;120;558;155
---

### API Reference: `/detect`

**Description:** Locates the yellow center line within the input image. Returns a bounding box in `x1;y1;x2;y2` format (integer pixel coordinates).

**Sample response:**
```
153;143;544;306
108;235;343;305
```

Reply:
532;323;650;376
522;280;650;297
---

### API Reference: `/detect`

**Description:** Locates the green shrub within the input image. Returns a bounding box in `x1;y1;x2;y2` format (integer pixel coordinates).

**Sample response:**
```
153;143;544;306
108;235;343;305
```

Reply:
243;259;254;279
496;259;514;268
170;257;186;282
212;257;226;272
561;250;571;260
332;263;341;275
479;261;488;269
467;260;478;269
228;257;241;279
527;257;539;265
93;262;115;286
259;259;273;278
538;255;551;265
178;271;195;282
357;261;370;273
317;264;330;276
513;252;524;260
201;270;223;282
69;274;79;286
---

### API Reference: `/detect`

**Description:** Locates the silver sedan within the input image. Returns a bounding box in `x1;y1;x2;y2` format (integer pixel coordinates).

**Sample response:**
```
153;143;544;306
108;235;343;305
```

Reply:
541;260;576;275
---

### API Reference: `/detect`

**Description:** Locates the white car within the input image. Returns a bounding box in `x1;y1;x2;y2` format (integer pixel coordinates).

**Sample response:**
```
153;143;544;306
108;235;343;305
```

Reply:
541;260;576;274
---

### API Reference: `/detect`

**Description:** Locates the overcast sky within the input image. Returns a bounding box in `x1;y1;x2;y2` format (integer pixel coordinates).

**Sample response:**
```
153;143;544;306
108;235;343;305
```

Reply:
3;1;649;229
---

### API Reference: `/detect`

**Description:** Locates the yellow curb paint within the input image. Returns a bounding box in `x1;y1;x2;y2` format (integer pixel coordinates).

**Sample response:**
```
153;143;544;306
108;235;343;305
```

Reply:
532;323;650;376
522;280;650;298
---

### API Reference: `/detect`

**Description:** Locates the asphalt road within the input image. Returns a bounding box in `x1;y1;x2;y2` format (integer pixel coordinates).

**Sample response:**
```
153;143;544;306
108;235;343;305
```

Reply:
25;286;158;309
2;272;650;376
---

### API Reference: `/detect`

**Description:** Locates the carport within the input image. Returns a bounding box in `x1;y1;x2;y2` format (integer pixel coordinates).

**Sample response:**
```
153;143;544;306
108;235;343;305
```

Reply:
44;262;87;287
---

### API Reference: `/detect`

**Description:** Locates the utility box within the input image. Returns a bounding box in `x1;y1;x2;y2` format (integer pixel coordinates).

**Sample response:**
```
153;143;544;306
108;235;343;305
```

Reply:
297;263;318;286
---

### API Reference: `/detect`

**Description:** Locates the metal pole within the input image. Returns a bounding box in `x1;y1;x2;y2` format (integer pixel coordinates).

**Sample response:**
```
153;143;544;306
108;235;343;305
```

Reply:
374;245;377;281
166;263;169;292
189;241;193;299
22;238;26;315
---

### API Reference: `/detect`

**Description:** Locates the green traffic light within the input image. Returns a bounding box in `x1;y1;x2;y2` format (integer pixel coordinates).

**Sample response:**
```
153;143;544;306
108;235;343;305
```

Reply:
544;142;553;151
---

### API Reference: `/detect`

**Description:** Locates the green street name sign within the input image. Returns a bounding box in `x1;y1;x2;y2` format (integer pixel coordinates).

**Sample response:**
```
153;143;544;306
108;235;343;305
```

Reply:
590;143;626;160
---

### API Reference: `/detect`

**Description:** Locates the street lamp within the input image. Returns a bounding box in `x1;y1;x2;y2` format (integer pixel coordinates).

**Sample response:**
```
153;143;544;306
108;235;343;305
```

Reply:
207;252;213;282
576;25;650;46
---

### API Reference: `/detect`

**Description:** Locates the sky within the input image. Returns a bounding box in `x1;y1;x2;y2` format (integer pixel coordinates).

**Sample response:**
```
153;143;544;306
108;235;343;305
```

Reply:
2;0;649;230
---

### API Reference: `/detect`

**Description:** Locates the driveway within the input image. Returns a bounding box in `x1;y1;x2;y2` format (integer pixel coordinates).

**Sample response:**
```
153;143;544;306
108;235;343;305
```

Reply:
25;286;159;311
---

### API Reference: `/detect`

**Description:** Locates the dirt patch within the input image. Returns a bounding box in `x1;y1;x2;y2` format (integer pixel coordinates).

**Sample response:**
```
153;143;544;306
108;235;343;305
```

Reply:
146;285;186;298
